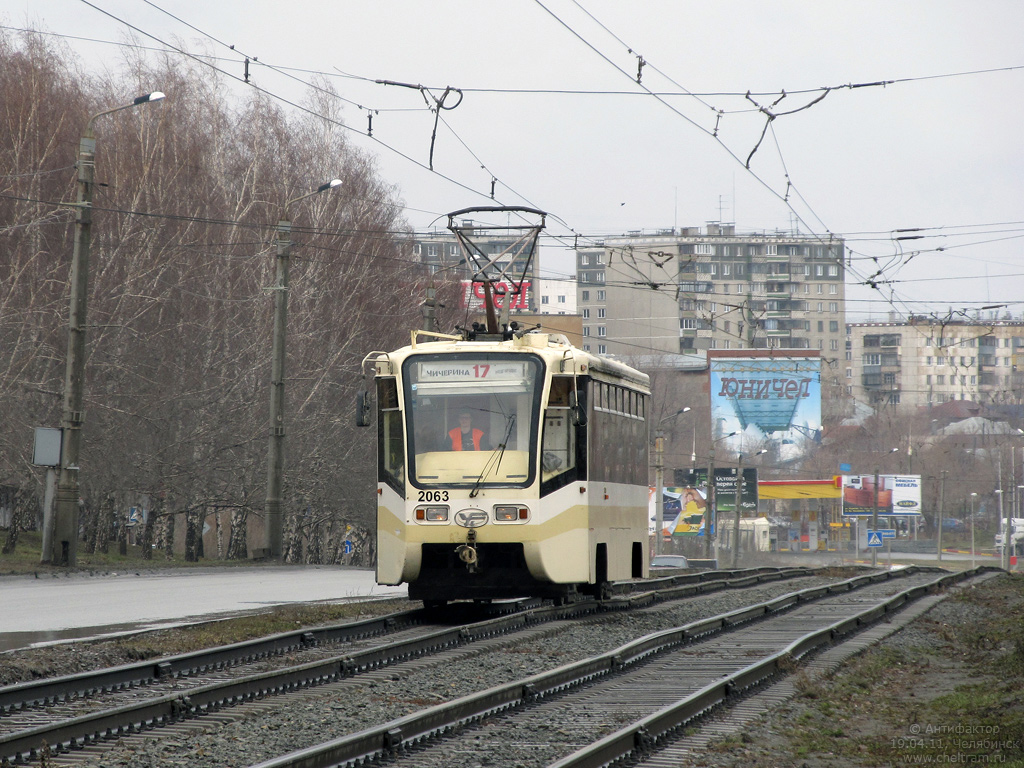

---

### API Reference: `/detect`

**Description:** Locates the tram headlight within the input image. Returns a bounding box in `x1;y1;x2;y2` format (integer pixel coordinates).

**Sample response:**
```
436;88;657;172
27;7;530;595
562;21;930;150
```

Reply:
494;505;529;522
415;506;449;522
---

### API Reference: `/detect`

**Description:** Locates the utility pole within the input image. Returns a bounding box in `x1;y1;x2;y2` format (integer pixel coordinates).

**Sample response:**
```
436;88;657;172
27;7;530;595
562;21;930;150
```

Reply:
654;431;665;556
265;179;341;559
871;468;880;569
937;470;946;563
53;92;165;567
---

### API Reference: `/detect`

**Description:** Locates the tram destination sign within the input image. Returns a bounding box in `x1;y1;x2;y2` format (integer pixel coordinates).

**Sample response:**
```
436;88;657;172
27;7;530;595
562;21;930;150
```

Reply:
417;361;528;383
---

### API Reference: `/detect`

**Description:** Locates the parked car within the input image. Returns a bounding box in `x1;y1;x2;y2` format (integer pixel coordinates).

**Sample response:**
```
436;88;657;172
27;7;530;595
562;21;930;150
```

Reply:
649;554;689;570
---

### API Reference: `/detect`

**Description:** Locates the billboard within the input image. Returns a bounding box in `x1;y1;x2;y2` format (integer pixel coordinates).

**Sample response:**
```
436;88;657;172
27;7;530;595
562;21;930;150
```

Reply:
461;280;531;312
651;486;714;537
841;474;922;516
708;351;821;455
674;467;759;515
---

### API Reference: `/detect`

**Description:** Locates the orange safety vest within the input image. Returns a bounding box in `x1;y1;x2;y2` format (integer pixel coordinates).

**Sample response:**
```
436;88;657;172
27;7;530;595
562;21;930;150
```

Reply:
449;427;483;451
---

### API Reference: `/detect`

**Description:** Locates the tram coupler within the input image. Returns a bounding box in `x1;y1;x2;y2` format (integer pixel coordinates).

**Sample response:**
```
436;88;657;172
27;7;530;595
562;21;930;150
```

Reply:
456;529;479;573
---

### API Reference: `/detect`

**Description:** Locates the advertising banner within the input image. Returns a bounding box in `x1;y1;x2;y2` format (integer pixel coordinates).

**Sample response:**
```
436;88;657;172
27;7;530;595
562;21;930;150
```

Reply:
708;351;821;455
841;474;922;516
674;467;759;515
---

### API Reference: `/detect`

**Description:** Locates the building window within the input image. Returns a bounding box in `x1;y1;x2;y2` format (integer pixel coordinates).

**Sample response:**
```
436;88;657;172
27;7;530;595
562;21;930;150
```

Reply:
864;353;881;365
681;318;696;330
597;290;606;301
598;326;607;337
581;290;590;301
557;295;566;304
816;264;824;276
598;344;607;354
817;302;824;313
597;308;606;318
583;327;591;337
427;244;438;257
597;253;605;264
581;254;590;266
723;264;731;276
830;321;839;333
936;375;945;385
829;284;838;294
542;296;550;305
829;302;839;313
816;284;824;294
696;243;712;255
766;244;777;255
829;265;838;276
846;368;852;379
582;308;590;319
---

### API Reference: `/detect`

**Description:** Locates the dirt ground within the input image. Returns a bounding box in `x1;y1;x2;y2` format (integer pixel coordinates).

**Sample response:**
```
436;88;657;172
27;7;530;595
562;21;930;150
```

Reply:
693;573;1024;767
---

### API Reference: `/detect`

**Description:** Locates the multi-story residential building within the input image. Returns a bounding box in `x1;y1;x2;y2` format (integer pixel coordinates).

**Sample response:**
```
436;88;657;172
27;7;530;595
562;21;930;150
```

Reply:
576;224;845;359
846;316;1024;408
535;277;577;315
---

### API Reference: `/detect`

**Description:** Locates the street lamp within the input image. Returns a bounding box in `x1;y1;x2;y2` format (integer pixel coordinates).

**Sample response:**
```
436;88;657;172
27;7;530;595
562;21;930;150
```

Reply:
970;492;978;570
707;430;738;561
264;179;343;559
52;91;165;567
732;448;767;569
654;406;691;556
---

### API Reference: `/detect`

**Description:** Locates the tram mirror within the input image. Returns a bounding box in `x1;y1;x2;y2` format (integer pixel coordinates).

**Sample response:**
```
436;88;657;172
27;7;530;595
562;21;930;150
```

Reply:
568;391;587;427
355;390;372;427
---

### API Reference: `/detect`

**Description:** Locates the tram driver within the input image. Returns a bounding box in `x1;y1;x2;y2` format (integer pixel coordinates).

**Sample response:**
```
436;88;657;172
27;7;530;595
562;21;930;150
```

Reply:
447;410;490;451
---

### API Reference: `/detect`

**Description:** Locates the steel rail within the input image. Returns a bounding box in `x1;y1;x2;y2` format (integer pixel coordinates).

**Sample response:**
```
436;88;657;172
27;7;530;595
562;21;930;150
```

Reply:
243;565;969;768
0;566;808;717
0;606;425;715
0;566;816;764
550;566;998;768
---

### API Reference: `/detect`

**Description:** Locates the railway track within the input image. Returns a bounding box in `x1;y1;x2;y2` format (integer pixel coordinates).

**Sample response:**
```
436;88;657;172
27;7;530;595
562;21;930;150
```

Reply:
239;565;991;768
0;566;815;765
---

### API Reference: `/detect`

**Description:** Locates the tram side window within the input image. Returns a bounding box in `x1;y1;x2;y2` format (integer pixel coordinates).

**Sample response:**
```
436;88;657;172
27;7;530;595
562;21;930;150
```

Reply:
377;378;404;492
541;376;581;494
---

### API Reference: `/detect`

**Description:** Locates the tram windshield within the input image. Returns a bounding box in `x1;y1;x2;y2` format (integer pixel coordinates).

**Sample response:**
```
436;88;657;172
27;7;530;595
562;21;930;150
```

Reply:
403;353;543;488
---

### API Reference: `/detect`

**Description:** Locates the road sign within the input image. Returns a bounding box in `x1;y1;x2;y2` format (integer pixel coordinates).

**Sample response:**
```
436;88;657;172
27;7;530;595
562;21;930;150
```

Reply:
866;530;883;547
343;540;354;555
878;528;897;539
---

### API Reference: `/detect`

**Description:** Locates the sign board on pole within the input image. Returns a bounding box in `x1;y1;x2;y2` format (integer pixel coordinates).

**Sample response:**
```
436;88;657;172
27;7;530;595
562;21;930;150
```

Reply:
33;427;62;467
841;474;922;516
866;530;883;547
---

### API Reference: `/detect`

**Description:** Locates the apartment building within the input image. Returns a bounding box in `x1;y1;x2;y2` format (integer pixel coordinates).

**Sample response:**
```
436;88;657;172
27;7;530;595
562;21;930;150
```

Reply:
846;316;1024;408
576;224;846;358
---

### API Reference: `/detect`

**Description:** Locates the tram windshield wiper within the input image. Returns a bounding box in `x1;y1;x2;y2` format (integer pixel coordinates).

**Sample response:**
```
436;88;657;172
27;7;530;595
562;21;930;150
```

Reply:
469;414;516;498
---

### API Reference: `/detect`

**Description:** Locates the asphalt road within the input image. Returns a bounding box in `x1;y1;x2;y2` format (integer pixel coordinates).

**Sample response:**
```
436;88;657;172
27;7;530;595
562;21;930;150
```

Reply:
0;566;406;652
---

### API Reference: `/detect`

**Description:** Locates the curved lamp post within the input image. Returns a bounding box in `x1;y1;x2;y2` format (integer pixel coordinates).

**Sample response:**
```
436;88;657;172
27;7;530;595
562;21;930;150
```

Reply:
52;91;165;567
264;179;342;559
654;406;691;556
707;431;738;560
731;448;767;568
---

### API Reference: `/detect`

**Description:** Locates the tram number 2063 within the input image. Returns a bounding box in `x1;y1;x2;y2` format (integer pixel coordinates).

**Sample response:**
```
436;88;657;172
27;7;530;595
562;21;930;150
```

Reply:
418;490;450;502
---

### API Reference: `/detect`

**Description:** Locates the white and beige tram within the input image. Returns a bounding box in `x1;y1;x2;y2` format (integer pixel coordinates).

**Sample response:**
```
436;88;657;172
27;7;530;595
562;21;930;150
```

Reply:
360;328;651;605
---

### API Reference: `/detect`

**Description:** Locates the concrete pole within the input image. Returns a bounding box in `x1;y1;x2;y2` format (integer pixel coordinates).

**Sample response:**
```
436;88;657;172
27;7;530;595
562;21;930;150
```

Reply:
732;459;744;569
265;219;291;559
52;92;164;567
871;468;879;569
264;179;341;560
654;431;665;556
937;470;945;563
52;131;96;567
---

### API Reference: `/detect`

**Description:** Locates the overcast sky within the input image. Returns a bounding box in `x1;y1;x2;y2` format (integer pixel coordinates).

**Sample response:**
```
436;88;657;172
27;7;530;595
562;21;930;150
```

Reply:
6;1;1024;322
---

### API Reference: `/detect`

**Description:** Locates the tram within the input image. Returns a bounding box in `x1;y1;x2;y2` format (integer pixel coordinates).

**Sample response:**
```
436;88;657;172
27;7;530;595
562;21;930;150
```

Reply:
357;208;651;604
